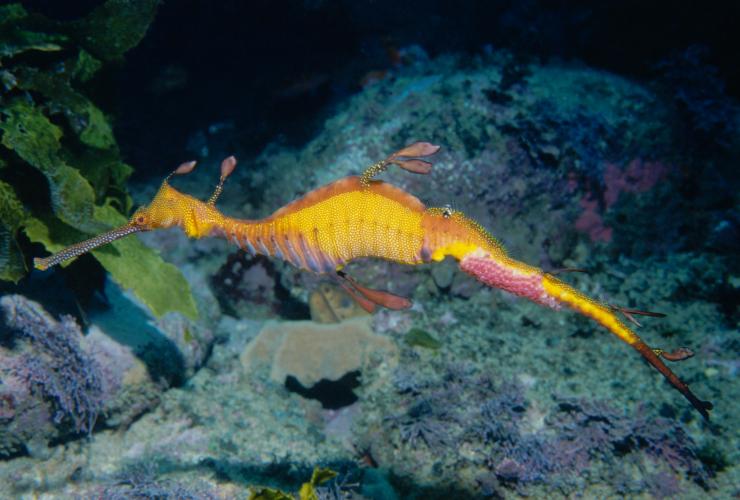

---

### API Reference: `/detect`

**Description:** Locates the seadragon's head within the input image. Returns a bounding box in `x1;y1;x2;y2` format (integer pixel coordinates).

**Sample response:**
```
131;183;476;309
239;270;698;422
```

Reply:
33;157;237;271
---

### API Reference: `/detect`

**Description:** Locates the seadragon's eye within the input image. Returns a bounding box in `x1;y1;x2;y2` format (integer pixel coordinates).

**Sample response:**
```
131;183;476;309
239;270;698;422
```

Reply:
441;204;454;218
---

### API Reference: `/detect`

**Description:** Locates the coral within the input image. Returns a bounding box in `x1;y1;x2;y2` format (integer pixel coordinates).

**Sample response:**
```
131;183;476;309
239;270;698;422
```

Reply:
495;435;556;484
389;397;454;449
387;365;526;452
0;294;170;457
544;398;631;471
391;367;426;395
1;295;103;434
385;365;467;450
474;380;527;446
574;196;612;243
100;462;218;500
470;395;710;495
314;472;360;500
627;406;707;480
642;470;682;499
574;158;670;244
240;317;398;388
546;398;708;483
602;159;670;209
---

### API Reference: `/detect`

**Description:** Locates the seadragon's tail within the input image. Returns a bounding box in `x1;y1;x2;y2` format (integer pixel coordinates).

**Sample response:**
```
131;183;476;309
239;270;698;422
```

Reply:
459;249;713;420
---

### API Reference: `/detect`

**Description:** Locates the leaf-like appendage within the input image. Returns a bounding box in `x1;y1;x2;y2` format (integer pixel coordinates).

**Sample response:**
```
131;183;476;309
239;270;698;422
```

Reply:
393;158;433;174
393;141;441;158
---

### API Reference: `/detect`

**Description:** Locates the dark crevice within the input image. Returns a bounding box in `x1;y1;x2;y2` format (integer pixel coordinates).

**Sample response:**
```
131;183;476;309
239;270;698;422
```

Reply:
284;370;361;409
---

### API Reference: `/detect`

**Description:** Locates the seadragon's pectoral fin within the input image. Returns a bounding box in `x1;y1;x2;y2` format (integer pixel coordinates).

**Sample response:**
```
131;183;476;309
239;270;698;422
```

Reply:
334;271;412;313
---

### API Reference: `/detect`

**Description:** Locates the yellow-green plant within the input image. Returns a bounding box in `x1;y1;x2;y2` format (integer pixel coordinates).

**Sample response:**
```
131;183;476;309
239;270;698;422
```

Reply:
248;468;338;500
0;1;197;319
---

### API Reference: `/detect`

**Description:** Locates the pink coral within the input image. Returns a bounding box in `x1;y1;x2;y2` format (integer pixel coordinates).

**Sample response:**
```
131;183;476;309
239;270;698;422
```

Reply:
575;159;671;242
575;196;613;243
603;159;670;208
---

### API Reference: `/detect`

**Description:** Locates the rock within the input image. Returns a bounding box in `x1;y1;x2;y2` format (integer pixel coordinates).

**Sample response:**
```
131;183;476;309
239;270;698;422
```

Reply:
82;326;162;429
154;312;214;380
0;295;168;454
431;259;457;290
450;269;482;298
0;295;104;455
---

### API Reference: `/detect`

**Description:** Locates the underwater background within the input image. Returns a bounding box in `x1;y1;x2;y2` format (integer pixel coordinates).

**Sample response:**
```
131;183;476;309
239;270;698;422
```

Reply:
0;1;738;498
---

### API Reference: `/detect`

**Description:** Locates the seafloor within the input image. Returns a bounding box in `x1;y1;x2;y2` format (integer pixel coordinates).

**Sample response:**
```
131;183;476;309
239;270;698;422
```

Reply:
1;50;738;499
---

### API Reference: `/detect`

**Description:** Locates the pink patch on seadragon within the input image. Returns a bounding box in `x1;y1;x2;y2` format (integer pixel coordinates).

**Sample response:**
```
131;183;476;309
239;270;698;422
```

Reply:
460;252;561;310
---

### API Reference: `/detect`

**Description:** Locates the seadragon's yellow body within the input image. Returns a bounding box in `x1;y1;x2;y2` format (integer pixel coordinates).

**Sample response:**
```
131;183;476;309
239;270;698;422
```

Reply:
34;143;713;419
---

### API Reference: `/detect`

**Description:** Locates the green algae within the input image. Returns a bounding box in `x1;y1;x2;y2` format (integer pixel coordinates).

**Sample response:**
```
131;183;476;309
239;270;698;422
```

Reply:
70;0;159;62
0;4;65;59
0;99;99;232
250;489;294;500
248;467;338;500
0;180;26;281
404;327;442;350
23;206;198;320
15;67;117;149
91;204;199;320
0;1;196;319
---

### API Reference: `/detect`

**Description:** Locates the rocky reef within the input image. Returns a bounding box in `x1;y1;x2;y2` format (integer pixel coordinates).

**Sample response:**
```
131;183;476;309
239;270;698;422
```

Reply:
0;46;737;499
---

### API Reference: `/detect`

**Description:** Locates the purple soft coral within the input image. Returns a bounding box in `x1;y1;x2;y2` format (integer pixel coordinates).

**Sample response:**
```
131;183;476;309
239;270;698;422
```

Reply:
2;295;104;434
547;398;708;483
101;462;218;499
389;398;454;449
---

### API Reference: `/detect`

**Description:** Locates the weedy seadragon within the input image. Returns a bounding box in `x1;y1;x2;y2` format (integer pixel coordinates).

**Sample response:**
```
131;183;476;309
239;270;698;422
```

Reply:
35;142;713;419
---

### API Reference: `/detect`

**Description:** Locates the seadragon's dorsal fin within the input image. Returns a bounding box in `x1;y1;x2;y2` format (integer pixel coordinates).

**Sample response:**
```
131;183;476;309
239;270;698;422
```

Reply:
268;176;428;221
